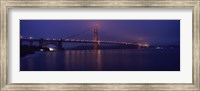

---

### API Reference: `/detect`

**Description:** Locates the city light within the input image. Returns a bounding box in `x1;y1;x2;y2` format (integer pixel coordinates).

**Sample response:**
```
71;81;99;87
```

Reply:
143;44;149;47
49;48;55;51
137;43;142;46
156;46;161;49
40;49;44;51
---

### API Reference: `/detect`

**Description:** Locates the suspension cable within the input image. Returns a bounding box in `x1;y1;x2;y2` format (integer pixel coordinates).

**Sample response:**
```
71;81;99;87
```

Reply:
65;27;92;39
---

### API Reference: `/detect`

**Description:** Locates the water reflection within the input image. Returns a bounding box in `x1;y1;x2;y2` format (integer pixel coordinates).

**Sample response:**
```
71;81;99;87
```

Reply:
93;50;102;71
20;49;180;71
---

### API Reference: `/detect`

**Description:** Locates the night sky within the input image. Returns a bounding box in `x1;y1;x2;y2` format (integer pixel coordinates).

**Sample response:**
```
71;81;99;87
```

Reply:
20;20;180;45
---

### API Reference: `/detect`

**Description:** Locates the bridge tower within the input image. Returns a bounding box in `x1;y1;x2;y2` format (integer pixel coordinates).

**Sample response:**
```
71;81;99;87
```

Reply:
94;25;99;50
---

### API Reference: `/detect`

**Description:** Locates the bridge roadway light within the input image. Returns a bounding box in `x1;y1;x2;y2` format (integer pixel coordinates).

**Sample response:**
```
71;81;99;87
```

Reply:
29;37;33;39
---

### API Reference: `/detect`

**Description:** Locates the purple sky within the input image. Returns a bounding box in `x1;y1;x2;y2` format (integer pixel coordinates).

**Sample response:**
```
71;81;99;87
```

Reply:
20;20;180;45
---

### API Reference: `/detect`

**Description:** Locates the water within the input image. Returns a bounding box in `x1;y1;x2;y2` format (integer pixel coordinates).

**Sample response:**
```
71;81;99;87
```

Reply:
20;49;180;71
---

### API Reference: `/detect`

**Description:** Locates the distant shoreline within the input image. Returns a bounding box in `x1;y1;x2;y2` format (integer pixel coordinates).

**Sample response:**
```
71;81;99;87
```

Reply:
20;45;179;57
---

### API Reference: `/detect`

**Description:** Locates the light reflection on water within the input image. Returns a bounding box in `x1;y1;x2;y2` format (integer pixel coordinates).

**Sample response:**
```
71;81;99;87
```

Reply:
20;49;180;71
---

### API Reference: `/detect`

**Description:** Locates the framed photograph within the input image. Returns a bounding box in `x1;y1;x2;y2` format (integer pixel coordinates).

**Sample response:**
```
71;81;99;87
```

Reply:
0;0;199;91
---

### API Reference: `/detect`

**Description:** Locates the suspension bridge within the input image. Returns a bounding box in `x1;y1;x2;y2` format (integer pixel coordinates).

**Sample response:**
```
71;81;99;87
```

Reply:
20;25;148;50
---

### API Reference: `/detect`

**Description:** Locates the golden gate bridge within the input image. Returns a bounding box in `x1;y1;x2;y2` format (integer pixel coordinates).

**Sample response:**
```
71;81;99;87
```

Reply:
20;25;148;50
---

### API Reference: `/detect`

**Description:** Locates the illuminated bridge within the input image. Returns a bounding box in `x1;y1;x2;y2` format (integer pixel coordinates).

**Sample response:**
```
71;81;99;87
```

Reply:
20;25;148;50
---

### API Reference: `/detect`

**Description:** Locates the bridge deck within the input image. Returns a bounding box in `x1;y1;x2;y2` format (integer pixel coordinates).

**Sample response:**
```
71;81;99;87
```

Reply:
21;38;139;46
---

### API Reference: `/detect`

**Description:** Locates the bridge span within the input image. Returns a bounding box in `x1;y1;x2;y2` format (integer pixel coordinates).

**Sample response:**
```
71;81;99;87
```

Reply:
20;38;142;49
20;25;148;50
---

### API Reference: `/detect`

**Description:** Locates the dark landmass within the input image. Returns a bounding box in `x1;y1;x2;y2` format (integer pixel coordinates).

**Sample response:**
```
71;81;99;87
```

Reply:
20;44;180;57
148;45;180;49
20;45;50;57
